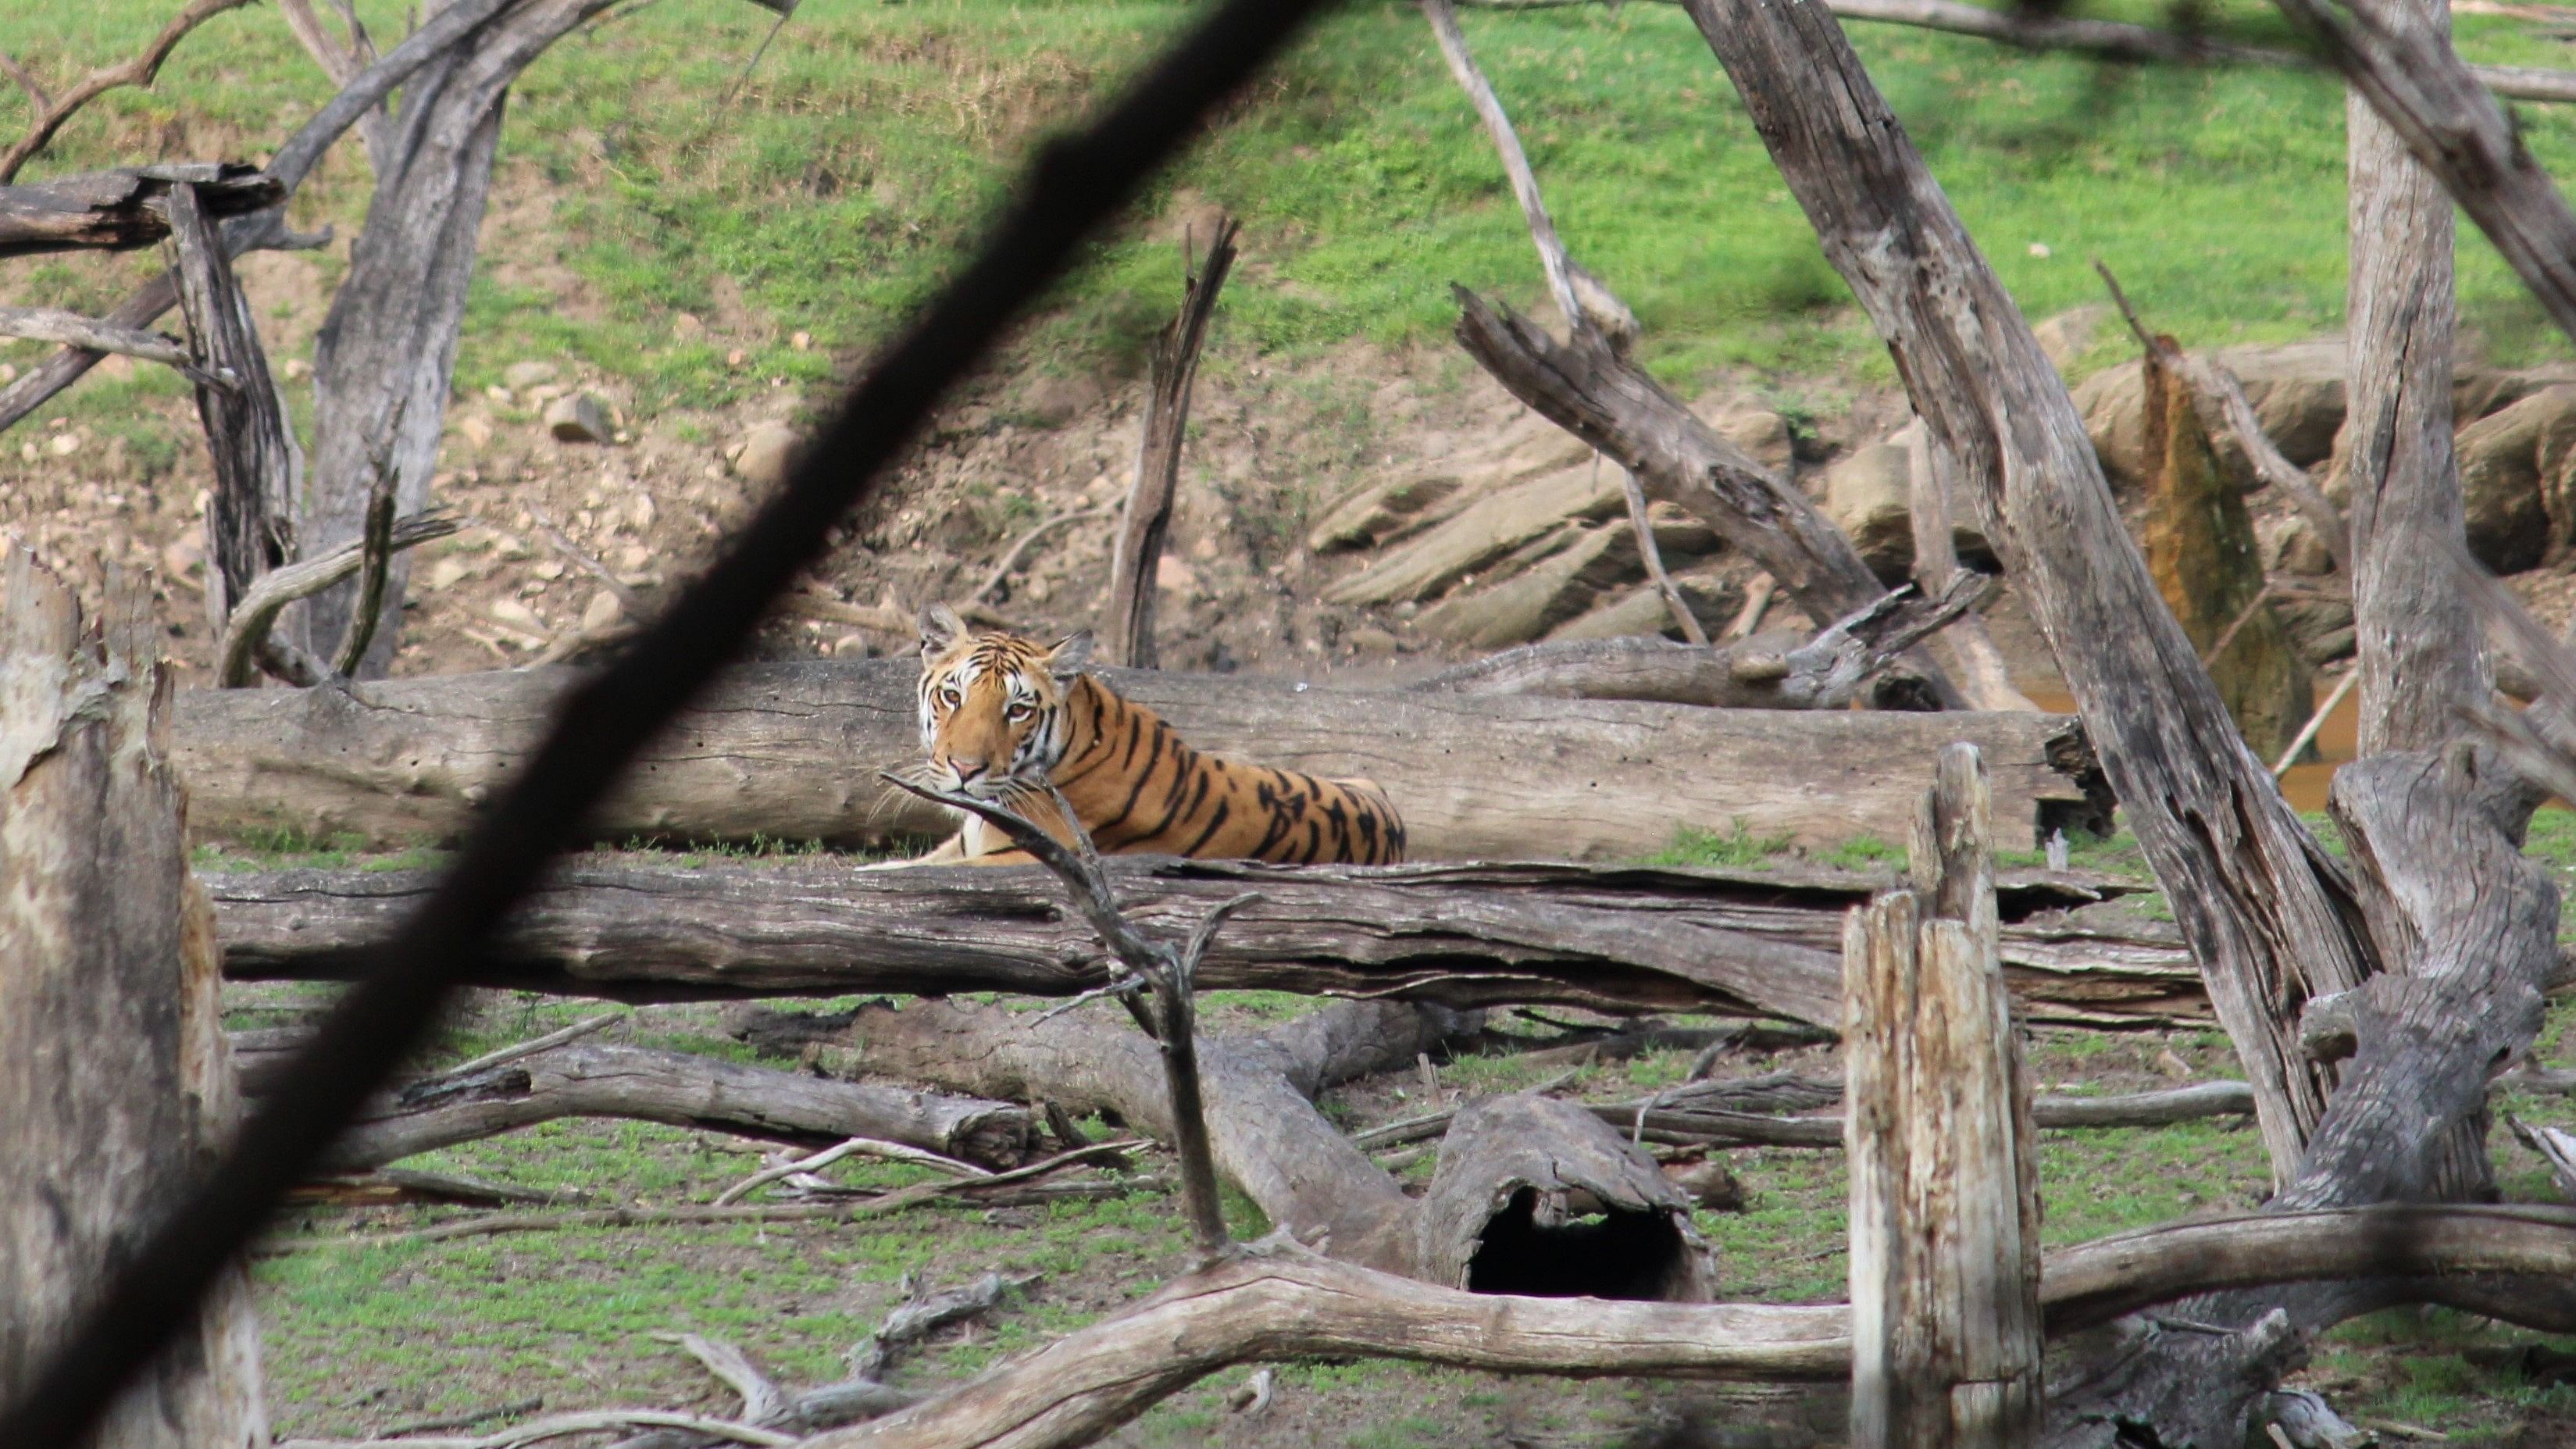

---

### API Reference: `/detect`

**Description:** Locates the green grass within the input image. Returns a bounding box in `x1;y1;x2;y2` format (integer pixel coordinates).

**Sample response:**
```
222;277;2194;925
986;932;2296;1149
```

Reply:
13;0;2576;450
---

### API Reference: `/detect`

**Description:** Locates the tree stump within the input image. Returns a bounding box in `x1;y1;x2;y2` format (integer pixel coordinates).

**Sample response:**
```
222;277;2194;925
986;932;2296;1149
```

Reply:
1843;744;2040;1449
2139;348;2314;761
0;547;267;1447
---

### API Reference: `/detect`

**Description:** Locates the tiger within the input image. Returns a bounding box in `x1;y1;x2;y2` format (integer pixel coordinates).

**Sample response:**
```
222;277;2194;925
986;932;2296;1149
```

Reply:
889;605;1407;867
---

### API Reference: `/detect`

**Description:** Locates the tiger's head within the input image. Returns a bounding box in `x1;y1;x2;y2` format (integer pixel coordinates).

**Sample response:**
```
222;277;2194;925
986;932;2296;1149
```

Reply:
913;604;1094;804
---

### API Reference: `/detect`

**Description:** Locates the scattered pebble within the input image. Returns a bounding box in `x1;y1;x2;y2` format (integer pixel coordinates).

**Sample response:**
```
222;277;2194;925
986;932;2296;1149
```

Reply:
504;360;560;391
733;421;801;488
544;393;613;444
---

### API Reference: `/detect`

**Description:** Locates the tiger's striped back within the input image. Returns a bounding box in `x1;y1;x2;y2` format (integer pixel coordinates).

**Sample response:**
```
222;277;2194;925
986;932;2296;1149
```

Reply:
912;606;1406;866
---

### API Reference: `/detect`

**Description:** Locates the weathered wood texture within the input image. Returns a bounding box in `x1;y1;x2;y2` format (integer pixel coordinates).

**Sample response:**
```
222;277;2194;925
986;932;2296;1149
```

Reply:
1450;291;1964;708
2341;0;2484;755
1104;218;1233;670
209;856;2206;1027
169;659;2103;855
1411;575;1986;710
1902;424;2032;712
167;180;302;633
1845;747;2039;1449
2139;348;2311;761
298;1040;1035;1172
0;163;278;257
0;548;267;1448
1684;0;2370;1183
795;1205;2576;1449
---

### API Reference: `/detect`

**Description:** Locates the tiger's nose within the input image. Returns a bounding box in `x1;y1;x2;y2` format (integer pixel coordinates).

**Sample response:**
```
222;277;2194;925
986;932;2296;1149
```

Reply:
951;758;990;786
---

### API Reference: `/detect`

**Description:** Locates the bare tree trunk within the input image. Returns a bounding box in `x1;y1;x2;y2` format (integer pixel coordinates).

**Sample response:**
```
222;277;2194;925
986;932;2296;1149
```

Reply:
297;0;620;675
1901;423;2032;711
1103;219;1234;669
0;548;268;1449
2342;0;2484;755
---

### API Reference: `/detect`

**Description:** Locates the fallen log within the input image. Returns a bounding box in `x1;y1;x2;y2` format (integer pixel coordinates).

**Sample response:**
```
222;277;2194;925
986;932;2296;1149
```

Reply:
209;856;2205;1027
297;1040;1035;1172
795;1208;2576;1449
169;658;2107;859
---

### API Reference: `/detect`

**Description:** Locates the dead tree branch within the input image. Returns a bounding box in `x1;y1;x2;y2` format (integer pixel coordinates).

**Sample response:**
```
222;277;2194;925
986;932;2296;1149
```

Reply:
0;0;262;183
884;777;1240;1253
300;1040;1036;1173
169;658;2103;856
2096;262;2351;572
168;179;304;632
1453;0;2576;102
1450;291;1966;708
792;1207;2576;1449
973;506;1108;605
1411;573;1990;709
2273;0;2576;340
1104;218;1234;669
0;163;279;256
0;305;217;383
215;513;459;687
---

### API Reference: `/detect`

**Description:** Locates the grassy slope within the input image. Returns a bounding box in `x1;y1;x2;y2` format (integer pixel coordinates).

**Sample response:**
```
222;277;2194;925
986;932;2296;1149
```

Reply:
12;0;2576;434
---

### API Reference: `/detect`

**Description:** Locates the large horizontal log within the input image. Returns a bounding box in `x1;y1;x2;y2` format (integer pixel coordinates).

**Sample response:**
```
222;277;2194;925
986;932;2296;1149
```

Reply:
169;658;2106;858
209;856;2203;1026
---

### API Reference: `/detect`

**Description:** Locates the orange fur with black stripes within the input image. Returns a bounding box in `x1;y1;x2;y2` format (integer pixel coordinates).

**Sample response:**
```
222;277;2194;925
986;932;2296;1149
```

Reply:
893;605;1406;867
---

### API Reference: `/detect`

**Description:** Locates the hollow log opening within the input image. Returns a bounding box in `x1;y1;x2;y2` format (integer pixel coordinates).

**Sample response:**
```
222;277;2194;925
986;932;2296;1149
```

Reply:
1464;1187;1698;1301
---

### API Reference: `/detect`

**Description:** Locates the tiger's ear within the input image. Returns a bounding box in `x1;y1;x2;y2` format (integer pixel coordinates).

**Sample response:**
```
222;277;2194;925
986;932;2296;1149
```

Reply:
919;603;967;660
1047;630;1094;678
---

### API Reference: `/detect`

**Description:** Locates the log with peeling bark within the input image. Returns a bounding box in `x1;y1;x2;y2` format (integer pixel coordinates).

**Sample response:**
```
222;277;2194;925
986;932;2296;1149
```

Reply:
169;658;2105;857
266;1040;1035;1172
0;163;278;257
0;548;267;1447
208;855;2207;1027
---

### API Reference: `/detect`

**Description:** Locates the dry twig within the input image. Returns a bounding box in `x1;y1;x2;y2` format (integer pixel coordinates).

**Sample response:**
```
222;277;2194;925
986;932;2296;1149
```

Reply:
0;0;262;184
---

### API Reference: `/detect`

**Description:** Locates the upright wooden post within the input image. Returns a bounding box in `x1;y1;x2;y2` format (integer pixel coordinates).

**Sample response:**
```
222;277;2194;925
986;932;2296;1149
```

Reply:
0;546;268;1448
1844;743;2040;1449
